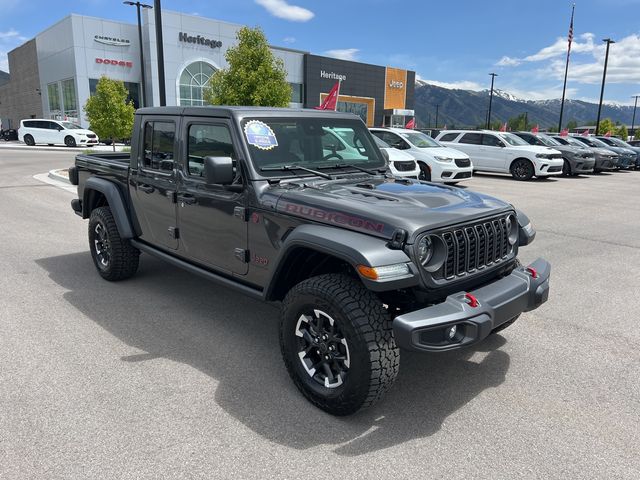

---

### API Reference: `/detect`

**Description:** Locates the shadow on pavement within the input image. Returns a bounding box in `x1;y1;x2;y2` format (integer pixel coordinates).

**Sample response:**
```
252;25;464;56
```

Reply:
473;172;559;183
37;251;511;456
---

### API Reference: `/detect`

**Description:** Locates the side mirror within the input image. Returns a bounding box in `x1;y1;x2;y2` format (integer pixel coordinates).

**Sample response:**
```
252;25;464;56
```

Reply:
204;156;234;185
57;127;63;131
380;148;390;164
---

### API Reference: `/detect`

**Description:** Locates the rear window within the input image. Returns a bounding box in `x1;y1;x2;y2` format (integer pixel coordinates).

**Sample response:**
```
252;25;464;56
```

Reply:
459;133;482;145
22;121;37;128
439;132;459;142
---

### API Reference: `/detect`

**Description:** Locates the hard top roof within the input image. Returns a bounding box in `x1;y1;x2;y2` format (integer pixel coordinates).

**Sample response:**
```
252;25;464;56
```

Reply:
135;106;361;121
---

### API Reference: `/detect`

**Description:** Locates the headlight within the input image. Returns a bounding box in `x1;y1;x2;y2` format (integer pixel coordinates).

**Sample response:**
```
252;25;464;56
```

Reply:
434;156;454;163
506;214;518;245
417;236;433;265
536;153;552;159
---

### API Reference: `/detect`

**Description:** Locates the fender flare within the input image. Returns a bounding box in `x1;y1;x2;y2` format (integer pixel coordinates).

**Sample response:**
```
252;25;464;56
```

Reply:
263;224;414;300
83;177;135;239
515;208;536;246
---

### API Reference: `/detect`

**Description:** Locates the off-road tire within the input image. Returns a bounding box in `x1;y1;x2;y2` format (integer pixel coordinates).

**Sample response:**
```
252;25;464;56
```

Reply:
64;136;77;147
24;134;35;146
510;158;535;181
280;274;400;416
88;206;139;281
418;162;431;181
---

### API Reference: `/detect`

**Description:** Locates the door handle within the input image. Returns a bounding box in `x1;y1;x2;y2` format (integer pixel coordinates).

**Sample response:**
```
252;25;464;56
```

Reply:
177;194;197;205
138;184;154;193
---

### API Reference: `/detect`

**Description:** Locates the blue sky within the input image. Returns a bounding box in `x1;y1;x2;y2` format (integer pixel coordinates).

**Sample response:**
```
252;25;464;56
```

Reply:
1;0;639;104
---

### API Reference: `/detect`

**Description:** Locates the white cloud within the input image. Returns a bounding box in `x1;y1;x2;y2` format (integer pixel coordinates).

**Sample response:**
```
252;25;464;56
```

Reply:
324;48;359;61
496;56;521;66
420;79;483;91
497;33;596;66
0;29;20;39
282;36;296;44
255;0;314;22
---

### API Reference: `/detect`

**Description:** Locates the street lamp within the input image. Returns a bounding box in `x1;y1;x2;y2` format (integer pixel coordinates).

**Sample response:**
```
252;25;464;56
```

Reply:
434;104;440;128
631;95;639;140
123;1;152;108
595;38;615;135
486;73;498;129
154;0;166;106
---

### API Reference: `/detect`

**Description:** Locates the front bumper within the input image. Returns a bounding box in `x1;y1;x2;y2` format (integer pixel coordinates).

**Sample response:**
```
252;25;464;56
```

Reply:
571;158;595;173
393;258;550;352
534;159;564;176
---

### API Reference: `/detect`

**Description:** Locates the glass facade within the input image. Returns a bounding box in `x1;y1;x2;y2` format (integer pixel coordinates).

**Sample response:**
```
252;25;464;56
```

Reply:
337;100;368;124
178;61;216;106
47;79;77;122
89;78;141;109
47;82;61;117
289;83;303;104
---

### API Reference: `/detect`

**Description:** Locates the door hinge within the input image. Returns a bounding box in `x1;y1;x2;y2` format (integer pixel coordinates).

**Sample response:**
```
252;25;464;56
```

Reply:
234;248;249;263
234;206;248;221
168;226;180;239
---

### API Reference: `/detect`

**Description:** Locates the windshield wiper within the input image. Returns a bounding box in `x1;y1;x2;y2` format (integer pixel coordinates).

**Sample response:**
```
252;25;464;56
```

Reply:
260;165;334;180
318;163;384;175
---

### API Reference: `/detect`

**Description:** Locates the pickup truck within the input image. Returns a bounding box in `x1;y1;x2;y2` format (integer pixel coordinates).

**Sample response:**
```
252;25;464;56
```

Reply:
69;106;550;416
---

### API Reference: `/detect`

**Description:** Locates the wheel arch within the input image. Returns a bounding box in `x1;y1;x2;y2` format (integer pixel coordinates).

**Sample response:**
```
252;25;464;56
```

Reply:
82;177;135;238
509;157;535;171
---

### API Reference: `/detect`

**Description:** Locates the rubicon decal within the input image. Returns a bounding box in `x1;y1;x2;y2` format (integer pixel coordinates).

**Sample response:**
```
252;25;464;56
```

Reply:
95;58;133;67
284;203;384;233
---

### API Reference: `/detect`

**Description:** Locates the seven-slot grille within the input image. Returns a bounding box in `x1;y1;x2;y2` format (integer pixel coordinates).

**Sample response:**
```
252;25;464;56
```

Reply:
393;161;416;172
435;216;512;280
454;158;471;168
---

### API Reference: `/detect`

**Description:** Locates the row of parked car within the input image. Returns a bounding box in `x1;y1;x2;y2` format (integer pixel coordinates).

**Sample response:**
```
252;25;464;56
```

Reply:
363;127;640;182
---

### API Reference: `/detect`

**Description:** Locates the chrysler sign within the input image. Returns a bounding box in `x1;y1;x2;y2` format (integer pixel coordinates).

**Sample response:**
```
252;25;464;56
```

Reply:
94;35;130;47
178;32;222;49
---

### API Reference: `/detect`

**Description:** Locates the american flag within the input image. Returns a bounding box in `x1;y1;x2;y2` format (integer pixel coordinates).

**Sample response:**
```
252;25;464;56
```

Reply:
567;5;575;55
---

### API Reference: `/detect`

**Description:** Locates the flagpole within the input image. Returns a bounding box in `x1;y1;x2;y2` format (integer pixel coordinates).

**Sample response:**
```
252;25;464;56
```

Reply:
334;79;342;112
558;3;575;133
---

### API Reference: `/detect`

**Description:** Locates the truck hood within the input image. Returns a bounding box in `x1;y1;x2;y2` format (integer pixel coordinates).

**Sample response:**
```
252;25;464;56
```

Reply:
271;177;512;241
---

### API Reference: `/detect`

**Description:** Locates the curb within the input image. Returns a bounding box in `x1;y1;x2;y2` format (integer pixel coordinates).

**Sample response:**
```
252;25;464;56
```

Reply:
48;169;71;184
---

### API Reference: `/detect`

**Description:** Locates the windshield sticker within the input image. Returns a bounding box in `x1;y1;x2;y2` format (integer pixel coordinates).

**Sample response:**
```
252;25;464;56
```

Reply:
244;120;278;150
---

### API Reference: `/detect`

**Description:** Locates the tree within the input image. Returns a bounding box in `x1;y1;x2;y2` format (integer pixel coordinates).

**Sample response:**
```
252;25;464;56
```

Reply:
565;119;578;131
84;77;135;151
616;124;628;140
204;27;291;107
598;118;616;136
507;113;528;132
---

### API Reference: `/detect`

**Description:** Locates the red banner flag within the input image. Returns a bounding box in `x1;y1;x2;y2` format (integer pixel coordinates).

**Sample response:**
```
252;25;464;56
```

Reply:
582;129;590;137
443;124;447;130
499;122;507;132
315;80;341;111
605;131;612;137
560;128;569;137
405;118;415;129
531;124;539;134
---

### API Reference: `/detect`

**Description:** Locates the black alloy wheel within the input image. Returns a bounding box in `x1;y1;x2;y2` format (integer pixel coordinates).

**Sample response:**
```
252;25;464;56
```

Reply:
88;207;139;281
64;136;77;147
24;134;35;146
562;159;572;176
92;221;111;271
510;159;534;181
418;162;431;181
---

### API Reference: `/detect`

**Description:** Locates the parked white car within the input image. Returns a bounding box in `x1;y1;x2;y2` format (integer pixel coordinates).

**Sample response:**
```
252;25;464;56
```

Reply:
436;130;563;180
18;119;99;147
369;128;473;183
324;127;421;178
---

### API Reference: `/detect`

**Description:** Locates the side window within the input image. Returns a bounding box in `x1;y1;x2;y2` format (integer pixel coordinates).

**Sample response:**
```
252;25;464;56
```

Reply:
482;135;504;147
142;121;175;172
385;133;409;149
439;132;458;142
459;133;482;145
187;124;235;177
48;122;61;130
34;121;48;129
321;131;346;152
23;121;36;128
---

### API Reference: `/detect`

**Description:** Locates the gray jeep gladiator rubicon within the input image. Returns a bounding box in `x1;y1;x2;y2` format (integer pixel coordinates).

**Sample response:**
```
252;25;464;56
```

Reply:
69;107;550;416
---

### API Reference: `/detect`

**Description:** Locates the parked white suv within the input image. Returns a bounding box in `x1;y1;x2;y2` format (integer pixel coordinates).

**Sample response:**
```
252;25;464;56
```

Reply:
436;130;563;180
369;128;473;183
18;119;99;147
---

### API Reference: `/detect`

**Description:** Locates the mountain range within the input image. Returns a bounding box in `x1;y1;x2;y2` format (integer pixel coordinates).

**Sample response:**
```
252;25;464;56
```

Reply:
413;81;637;129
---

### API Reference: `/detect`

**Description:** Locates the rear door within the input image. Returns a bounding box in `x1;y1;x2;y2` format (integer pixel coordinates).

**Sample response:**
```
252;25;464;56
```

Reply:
130;118;179;250
456;132;484;167
176;118;248;274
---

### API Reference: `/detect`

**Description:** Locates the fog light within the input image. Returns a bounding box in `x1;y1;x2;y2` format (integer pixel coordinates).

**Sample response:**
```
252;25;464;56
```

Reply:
445;325;457;341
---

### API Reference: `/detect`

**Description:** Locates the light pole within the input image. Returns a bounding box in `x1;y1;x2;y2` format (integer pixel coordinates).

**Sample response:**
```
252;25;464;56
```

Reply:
595;38;615;135
123;1;152;108
486;73;498;129
631;95;639;140
434;104;440;128
524;111;528;130
154;0;166;106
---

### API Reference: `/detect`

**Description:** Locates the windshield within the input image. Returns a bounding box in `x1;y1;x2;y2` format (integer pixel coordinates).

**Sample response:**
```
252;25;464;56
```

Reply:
242;117;385;177
372;135;390;148
499;133;528;146
607;137;631;148
60;122;82;129
400;131;441;148
561;136;588;148
537;134;561;147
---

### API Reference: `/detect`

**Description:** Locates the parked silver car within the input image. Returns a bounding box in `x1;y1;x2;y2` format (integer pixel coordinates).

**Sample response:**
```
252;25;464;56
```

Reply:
551;135;618;172
514;132;594;176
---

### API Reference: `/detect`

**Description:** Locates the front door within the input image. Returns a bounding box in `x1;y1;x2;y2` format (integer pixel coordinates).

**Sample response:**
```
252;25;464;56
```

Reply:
130;119;178;250
481;134;509;171
176;119;248;275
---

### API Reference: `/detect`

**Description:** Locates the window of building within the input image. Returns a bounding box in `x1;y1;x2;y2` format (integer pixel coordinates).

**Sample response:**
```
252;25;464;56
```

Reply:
289;83;303;104
61;79;77;121
143;121;176;172
89;79;141;109
187;124;234;177
337;100;368;124
47;83;61;116
178;61;216;106
459;133;482;145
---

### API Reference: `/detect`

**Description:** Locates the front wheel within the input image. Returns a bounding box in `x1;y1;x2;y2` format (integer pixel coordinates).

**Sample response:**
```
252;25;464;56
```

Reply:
562;159;572;176
510;159;534;181
418;162;432;181
280;274;400;416
64;136;77;147
88;207;140;281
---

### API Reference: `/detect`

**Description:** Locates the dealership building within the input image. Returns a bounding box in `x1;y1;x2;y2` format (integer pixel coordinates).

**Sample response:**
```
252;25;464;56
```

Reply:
0;10;415;130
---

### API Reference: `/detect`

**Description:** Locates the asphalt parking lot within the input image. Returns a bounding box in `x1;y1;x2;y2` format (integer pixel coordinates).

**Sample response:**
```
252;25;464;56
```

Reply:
1;148;639;479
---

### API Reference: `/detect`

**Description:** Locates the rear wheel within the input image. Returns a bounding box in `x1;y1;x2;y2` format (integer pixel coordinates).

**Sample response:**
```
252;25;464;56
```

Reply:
418;162;431;181
64;136;77;147
280;274;400;416
88;207;140;281
562;159;572;176
510;159;534;181
23;134;35;146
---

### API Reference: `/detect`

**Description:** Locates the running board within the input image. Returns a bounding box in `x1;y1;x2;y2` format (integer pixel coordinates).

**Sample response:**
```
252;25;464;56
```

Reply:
130;240;263;300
